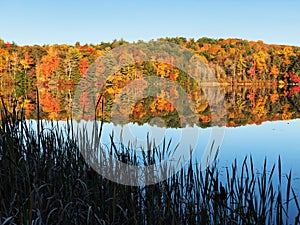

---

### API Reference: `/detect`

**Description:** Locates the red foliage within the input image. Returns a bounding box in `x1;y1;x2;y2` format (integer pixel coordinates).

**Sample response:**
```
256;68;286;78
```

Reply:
79;91;92;115
80;44;96;55
290;75;300;83
289;86;300;96
5;42;11;49
170;72;174;80
247;90;256;106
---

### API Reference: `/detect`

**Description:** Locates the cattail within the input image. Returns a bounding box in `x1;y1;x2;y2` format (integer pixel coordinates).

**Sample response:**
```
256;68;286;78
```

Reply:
219;182;226;202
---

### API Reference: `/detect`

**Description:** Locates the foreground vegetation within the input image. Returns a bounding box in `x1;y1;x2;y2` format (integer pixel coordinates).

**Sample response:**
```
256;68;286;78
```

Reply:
0;101;300;225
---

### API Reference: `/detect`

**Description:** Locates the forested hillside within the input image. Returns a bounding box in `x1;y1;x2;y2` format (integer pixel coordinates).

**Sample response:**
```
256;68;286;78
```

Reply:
1;37;300;85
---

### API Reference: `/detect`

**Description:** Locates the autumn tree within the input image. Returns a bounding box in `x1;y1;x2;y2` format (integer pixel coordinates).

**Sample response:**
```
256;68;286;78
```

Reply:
37;47;61;81
64;47;82;82
20;52;34;75
0;48;9;73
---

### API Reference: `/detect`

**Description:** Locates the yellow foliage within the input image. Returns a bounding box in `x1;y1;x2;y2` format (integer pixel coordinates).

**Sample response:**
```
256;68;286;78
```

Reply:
106;87;115;96
150;98;174;115
229;48;236;55
156;63;170;78
254;51;268;73
196;102;208;112
282;47;296;65
197;55;208;64
252;97;267;117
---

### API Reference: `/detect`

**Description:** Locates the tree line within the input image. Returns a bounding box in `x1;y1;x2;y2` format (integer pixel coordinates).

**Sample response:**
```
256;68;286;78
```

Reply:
1;37;300;85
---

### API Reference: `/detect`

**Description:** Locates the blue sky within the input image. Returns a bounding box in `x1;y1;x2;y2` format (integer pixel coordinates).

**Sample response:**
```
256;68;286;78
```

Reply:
1;0;300;46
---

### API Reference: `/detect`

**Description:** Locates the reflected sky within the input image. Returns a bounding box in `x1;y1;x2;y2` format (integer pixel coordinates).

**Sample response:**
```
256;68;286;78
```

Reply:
220;119;300;171
27;118;300;190
85;118;300;181
218;119;300;200
28;118;300;174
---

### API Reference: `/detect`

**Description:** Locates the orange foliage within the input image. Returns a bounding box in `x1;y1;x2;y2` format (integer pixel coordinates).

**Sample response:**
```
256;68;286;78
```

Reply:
270;65;279;78
247;90;256;106
131;101;147;119
39;52;60;79
150;98;175;116
269;93;279;103
199;114;211;123
39;92;61;119
79;57;89;77
228;112;235;119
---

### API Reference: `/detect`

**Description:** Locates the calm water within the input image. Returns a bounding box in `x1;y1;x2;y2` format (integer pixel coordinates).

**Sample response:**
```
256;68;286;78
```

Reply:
89;119;300;186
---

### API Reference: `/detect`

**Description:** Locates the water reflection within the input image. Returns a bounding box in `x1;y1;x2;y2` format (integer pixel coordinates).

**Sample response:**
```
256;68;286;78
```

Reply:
2;83;300;184
1;84;300;128
220;118;300;181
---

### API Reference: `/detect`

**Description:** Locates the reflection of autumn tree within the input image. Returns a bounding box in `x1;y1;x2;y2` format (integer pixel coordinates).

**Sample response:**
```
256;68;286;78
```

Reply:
39;91;61;120
129;97;180;127
247;89;257;107
252;96;268;119
21;99;35;116
269;91;279;103
281;104;294;120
